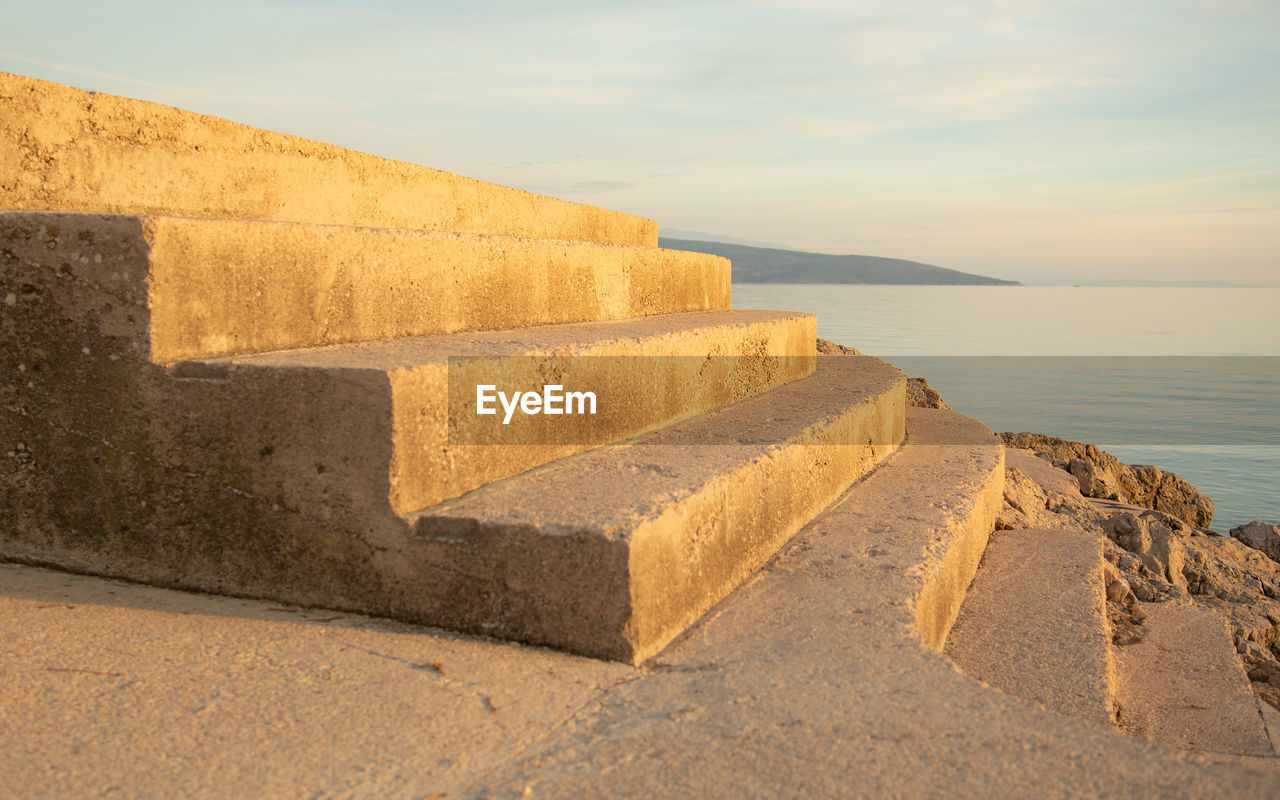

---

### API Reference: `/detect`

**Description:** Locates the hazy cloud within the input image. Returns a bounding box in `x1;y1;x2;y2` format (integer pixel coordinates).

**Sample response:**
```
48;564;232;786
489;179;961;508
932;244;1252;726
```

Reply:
1;1;1276;283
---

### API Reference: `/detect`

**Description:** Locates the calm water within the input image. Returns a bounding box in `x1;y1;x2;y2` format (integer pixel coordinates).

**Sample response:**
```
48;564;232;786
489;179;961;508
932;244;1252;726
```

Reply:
734;285;1280;531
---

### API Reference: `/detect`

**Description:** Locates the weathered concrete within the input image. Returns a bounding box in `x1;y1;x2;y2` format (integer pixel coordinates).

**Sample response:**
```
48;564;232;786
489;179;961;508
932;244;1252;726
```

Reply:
946;526;1117;728
200;309;817;512
897;410;1007;648
0;563;634;799
1260;700;1280;756
1114;601;1273;757
470;411;1278;798
8;410;1274;797
2;351;901;662
411;355;905;662
1;72;658;247
1;212;728;361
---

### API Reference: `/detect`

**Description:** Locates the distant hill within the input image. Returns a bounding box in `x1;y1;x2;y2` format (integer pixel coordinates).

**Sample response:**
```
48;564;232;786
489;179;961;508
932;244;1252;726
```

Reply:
659;238;1020;286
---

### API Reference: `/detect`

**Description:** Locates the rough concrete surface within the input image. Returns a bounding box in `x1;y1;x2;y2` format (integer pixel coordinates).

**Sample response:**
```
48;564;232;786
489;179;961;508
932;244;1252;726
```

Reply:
946;526;1116;729
2;348;901;662
1261;701;1280;755
5;409;1277;798
1;72;658;247
209;308;816;512
1114;600;1273;757
413;355;906;662
1;211;728;362
0;564;633;799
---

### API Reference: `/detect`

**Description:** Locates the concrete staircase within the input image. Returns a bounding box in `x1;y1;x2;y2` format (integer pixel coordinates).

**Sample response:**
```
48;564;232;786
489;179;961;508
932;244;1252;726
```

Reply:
1;73;904;663
7;72;1280;798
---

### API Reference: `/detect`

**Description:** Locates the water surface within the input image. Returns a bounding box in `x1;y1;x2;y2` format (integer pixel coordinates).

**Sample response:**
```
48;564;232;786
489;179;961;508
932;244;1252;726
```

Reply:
734;285;1280;530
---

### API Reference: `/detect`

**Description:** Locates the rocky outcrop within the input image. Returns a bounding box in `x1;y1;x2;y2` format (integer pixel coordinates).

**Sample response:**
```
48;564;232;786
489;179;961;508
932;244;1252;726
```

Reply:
997;463;1104;532
1105;510;1280;710
1232;521;1280;564
815;339;948;410
815;338;860;355
1000;432;1214;528
905;376;950;411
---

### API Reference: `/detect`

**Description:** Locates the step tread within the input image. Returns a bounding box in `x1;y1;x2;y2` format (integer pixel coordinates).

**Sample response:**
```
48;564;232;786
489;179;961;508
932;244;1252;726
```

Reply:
194;309;813;371
1;72;657;247
1115;600;1273;757
944;526;1115;728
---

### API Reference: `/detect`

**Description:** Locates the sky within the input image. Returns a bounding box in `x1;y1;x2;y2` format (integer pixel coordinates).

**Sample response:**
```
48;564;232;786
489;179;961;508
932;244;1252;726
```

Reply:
2;0;1278;285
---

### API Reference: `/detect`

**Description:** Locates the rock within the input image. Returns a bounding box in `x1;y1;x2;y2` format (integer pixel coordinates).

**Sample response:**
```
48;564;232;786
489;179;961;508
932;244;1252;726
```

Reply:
997;467;1060;530
1000;432;1214;528
1130;579;1158;602
1106;578;1132;603
905;376;950;410
1142;469;1215;531
1179;533;1280;650
1240;641;1280;711
1149;522;1189;594
1231;521;1280;564
1107;512;1151;555
815;338;860;355
1069;458;1123;501
996;457;1105;532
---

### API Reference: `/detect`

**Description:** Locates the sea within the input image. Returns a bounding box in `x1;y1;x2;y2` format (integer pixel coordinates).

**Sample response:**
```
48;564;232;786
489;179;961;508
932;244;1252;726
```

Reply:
733;285;1280;532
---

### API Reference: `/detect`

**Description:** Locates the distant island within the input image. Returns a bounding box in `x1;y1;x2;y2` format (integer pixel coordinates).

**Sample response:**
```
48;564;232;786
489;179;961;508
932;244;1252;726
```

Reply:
659;237;1021;286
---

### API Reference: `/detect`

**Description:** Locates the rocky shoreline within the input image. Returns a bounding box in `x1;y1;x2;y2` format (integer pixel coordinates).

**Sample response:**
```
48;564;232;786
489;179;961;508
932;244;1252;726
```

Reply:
841;339;1280;714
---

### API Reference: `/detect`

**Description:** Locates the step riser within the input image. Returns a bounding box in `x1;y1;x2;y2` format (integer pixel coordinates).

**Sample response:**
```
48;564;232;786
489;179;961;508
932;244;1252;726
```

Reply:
1;72;657;247
906;439;1005;650
2;212;729;361
788;409;1006;652
0;390;402;609
198;322;819;516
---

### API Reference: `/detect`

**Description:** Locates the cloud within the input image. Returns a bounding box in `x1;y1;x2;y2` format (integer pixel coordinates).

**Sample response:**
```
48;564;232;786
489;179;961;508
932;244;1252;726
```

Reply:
568;180;635;194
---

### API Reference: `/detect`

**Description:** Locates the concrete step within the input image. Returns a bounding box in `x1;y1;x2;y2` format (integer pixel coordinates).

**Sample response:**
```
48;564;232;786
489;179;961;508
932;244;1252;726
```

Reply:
800;406;1008;651
407;355;904;662
1;72;657;247
944;527;1116;729
1114;601;1273;757
2;354;903;663
182;309;817;513
1;211;728;361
